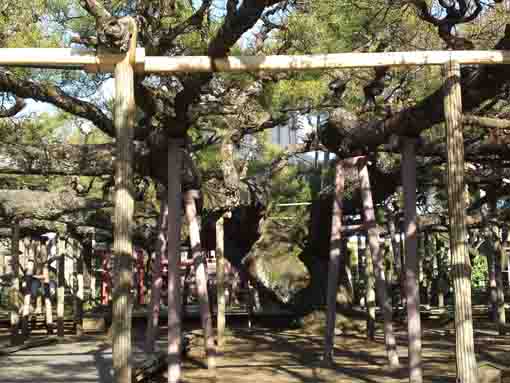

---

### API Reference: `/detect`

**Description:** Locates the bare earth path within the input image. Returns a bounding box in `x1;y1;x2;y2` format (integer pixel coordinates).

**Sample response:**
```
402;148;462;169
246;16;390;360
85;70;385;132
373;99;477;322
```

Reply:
0;320;509;383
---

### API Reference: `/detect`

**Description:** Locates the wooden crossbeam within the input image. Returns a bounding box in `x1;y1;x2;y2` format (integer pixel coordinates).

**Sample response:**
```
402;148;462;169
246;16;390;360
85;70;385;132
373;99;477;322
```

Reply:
1;49;510;72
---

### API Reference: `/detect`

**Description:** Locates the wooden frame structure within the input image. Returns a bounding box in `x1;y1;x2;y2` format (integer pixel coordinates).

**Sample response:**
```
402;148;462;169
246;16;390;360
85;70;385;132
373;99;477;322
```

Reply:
2;41;502;383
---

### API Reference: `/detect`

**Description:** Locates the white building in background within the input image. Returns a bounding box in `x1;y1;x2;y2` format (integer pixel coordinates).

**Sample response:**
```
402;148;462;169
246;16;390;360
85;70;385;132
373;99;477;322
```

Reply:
270;112;330;164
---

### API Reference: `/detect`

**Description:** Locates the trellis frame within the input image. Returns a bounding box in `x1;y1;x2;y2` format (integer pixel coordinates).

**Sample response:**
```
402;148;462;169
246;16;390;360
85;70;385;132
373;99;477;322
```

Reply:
0;42;496;383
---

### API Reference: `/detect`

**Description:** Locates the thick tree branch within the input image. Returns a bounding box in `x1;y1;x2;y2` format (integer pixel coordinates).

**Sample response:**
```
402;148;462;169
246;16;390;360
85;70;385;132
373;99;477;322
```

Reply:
0;71;114;136
464;115;510;130
173;0;284;135
0;189;108;220
80;0;111;20
322;26;510;157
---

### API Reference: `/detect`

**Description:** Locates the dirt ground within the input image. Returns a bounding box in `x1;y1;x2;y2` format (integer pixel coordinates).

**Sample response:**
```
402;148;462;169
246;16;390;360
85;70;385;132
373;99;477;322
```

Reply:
0;312;509;383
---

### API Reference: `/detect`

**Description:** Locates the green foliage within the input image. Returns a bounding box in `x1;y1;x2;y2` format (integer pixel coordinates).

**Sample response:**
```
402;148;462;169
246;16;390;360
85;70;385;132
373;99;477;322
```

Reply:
471;250;488;290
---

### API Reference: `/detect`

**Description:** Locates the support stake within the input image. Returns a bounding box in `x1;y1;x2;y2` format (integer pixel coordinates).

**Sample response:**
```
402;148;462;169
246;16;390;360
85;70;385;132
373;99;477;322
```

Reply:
112;17;137;383
443;60;478;383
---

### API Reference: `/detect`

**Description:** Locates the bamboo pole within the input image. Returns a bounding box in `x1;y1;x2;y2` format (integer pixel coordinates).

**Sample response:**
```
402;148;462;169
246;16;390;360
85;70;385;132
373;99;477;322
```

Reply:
401;137;423;383
443;61;478;383
112;17;137;383
167;139;184;383
10;221;20;345
323;159;345;364
184;190;216;370
1;49;510;72
145;194;168;353
216;215;226;350
359;160;400;367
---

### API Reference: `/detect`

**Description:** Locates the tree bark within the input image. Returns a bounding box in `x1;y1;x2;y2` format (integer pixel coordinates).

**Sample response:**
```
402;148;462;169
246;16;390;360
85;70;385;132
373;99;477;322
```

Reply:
167;139;184;383
401;137;423;383
10;221;21;345
443;61;478;383
216;216;226;350
184;190;216;370
359;161;399;367
145;194;168;353
112;20;136;383
324;160;345;364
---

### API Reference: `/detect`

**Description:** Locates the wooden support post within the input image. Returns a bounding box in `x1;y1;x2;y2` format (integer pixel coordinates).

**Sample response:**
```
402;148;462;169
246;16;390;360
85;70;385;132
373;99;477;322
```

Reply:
10;221;21;345
216;215;226;350
76;241;84;336
137;249;145;305
365;241;376;340
324;160;345;364
167;139;184;383
184;190;216;370
90;232;96;302
495;239;506;335
387;217;402;282
57;237;65;338
145;194;168;353
21;238;33;340
112;17;137;383
41;239;53;335
357;235;364;307
34;241;43;315
443;61;478;383
401;137;423;383
359;160;399;367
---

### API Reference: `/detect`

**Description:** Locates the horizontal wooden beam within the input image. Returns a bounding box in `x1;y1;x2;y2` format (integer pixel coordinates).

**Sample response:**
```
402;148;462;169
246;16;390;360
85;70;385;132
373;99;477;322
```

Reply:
144;50;510;73
0;48;145;72
1;49;510;73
